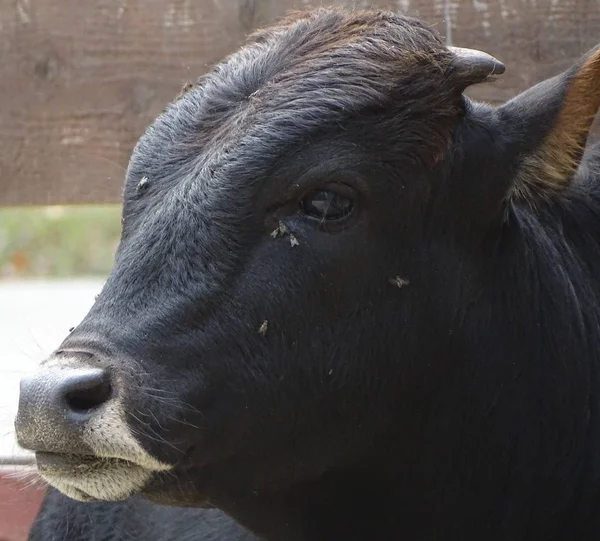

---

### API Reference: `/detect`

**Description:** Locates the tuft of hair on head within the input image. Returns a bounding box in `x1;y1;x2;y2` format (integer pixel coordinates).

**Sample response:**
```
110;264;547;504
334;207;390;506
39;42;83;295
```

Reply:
240;7;507;168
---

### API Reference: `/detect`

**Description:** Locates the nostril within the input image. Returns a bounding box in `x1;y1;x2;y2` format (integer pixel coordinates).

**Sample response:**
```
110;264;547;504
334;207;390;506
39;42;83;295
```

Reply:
59;368;112;414
65;381;112;413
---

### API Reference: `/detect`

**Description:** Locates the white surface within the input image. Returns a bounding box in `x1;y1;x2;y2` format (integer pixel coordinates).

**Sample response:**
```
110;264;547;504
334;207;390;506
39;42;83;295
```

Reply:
0;279;105;462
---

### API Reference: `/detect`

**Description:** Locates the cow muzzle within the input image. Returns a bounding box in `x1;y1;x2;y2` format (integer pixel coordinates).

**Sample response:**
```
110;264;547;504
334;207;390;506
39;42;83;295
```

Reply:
14;352;172;501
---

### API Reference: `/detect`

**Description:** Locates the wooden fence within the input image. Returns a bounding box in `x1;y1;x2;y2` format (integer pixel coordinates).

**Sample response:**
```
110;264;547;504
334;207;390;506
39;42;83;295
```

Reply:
0;0;599;207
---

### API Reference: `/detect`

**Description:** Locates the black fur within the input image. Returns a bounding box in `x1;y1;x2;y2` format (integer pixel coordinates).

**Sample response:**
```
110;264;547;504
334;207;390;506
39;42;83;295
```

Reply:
26;8;600;541
29;487;255;540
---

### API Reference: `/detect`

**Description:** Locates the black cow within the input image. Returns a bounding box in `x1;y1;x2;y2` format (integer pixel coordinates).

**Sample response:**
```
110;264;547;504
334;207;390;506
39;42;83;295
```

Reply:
15;7;600;541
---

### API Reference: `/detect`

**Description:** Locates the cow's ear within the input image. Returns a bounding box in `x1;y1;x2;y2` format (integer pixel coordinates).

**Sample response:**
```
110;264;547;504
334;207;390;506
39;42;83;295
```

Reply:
497;44;600;204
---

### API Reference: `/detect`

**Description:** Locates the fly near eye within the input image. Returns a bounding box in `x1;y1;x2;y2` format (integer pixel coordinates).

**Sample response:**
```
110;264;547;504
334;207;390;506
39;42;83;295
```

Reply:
300;190;354;221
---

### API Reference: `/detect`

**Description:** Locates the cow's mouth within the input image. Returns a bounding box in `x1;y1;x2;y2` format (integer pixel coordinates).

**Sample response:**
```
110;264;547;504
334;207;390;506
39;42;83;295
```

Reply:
35;451;159;502
36;451;135;475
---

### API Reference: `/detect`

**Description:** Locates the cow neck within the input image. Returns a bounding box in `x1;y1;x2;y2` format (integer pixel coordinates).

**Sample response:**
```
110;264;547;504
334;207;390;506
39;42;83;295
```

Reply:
216;468;410;541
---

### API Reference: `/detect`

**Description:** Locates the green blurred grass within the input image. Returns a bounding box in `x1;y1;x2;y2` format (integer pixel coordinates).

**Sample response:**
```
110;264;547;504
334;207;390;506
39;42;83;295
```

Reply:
0;205;122;278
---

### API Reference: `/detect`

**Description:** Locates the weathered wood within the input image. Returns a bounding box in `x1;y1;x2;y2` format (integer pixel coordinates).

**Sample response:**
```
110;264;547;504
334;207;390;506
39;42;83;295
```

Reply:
0;0;598;206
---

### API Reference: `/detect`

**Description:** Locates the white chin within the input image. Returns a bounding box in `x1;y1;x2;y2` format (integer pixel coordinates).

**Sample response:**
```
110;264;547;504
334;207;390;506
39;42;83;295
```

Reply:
40;461;153;502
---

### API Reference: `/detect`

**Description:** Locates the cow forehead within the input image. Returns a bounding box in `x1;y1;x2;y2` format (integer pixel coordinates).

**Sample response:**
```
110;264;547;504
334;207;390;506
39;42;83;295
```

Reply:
125;9;454;200
198;8;449;121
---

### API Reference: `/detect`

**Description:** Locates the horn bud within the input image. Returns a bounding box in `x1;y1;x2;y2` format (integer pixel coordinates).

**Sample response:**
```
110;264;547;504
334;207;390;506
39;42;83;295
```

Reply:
448;46;506;87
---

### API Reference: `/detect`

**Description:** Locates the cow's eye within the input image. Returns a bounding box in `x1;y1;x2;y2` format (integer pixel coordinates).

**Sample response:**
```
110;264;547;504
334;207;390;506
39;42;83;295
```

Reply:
300;187;355;221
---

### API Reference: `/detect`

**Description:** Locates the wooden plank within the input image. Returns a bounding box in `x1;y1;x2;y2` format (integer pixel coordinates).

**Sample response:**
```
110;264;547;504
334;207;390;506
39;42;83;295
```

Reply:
0;467;45;541
0;0;599;206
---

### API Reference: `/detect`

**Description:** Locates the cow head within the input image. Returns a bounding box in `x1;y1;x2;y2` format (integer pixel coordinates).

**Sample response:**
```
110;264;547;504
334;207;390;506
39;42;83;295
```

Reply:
14;6;600;528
